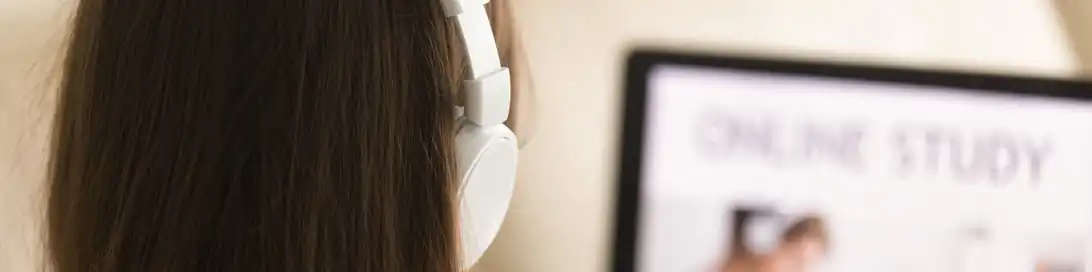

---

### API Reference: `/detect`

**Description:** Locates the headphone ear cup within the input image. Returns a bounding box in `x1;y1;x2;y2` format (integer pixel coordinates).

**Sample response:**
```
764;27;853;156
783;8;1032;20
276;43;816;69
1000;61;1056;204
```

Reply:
744;216;782;255
454;119;519;268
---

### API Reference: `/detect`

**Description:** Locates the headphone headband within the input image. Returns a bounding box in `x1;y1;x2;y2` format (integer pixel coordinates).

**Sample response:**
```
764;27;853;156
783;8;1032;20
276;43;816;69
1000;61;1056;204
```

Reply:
442;0;519;269
444;0;511;127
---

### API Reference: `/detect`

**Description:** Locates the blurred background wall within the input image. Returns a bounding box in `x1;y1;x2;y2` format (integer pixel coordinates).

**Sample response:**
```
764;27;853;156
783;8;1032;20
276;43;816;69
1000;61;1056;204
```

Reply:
1;1;69;271
1;0;1088;271
476;1;1085;271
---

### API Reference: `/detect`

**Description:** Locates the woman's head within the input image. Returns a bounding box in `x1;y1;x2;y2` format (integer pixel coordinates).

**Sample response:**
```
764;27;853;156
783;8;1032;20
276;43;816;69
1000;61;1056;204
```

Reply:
47;0;524;271
768;216;829;272
728;209;829;272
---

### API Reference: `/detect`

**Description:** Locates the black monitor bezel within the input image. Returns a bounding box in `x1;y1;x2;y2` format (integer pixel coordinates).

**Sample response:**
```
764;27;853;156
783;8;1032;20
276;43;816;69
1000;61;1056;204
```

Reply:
612;49;1092;272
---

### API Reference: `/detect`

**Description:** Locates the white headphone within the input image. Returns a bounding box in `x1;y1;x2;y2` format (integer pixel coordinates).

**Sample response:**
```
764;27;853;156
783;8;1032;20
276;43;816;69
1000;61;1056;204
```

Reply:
743;211;788;255
742;209;809;255
443;0;519;268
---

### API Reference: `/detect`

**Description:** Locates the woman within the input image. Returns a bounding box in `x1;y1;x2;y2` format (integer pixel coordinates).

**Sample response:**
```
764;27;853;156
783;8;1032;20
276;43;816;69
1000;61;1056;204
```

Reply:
47;0;529;271
721;209;830;272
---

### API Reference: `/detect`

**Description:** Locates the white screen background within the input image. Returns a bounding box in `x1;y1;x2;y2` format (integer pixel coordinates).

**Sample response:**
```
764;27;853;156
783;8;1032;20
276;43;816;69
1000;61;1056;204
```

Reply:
637;65;1092;272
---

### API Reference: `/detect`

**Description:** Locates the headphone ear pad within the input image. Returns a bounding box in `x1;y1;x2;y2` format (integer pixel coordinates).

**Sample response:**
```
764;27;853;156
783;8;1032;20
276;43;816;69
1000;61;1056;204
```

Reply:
744;216;782;255
454;118;519;268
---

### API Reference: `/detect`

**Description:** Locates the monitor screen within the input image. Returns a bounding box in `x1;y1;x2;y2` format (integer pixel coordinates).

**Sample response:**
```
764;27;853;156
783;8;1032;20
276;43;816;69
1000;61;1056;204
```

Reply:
618;53;1092;272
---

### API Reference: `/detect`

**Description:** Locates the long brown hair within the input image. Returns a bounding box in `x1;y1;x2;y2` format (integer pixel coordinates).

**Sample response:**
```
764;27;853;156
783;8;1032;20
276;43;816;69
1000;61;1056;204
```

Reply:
780;216;828;248
47;0;522;271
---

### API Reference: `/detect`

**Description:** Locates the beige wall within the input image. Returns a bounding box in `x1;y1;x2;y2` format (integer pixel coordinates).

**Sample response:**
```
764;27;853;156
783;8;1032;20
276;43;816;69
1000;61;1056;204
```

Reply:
1055;0;1092;76
1;0;1085;271
475;1;1082;271
1;1;68;271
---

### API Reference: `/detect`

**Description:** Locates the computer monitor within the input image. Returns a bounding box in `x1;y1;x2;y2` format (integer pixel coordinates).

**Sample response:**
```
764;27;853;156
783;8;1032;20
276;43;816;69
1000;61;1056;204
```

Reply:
613;50;1092;272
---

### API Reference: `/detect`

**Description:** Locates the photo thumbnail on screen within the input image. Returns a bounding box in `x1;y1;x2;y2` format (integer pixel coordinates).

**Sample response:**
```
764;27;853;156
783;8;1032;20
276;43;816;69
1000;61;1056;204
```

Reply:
718;205;830;272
